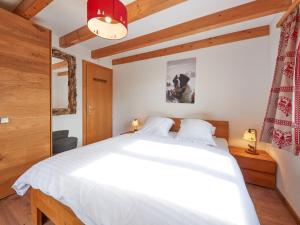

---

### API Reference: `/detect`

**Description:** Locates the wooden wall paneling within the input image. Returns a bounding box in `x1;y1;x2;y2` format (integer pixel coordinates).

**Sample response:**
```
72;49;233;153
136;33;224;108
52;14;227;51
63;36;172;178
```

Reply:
14;0;53;19
0;158;46;199
59;0;186;48
0;8;51;198
92;0;290;59
82;61;88;146
112;26;269;65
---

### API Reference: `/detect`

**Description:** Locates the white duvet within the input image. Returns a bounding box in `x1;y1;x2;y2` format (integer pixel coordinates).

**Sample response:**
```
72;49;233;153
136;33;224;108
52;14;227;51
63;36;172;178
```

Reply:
13;134;260;225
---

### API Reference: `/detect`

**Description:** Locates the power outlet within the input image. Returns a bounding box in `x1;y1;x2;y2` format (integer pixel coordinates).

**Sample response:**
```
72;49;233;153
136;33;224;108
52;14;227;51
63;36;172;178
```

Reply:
0;117;9;124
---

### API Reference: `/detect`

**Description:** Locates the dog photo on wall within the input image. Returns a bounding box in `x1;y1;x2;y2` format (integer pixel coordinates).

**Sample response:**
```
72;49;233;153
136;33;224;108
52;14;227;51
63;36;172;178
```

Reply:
166;58;196;103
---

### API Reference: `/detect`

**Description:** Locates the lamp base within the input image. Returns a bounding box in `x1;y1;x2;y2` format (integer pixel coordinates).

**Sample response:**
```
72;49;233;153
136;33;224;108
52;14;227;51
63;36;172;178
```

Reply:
245;149;259;155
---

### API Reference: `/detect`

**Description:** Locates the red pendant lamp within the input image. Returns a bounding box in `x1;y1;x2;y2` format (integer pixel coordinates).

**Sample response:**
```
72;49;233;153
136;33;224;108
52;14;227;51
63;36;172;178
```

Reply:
87;0;128;40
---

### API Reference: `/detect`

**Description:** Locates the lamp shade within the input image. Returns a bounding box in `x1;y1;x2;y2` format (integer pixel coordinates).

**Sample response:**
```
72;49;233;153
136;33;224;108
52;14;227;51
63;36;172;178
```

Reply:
243;129;257;142
132;119;139;127
87;0;128;40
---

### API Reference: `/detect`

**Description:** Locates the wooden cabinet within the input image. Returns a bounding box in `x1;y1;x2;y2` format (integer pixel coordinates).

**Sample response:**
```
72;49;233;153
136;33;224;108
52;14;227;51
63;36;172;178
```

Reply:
230;146;277;189
0;9;51;199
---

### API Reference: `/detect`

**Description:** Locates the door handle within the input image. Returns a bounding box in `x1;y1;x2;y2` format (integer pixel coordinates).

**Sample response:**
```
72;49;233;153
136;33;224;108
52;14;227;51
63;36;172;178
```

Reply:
0;117;9;124
93;78;107;83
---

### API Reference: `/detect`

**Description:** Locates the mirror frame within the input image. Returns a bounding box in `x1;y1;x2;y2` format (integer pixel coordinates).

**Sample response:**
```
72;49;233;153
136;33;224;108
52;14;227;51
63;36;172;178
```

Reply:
52;48;77;116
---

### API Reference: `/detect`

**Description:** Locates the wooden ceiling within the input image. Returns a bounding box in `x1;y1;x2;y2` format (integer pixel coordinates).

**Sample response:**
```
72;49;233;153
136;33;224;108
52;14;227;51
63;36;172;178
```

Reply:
59;0;186;48
112;26;270;65
91;0;290;59
14;0;53;19
10;0;292;65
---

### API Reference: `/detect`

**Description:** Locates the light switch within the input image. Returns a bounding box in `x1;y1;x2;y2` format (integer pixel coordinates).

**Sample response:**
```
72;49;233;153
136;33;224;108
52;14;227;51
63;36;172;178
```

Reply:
0;117;9;124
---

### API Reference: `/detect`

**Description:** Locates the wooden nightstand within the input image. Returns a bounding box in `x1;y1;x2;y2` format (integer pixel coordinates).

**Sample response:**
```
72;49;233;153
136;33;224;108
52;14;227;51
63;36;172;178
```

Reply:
229;146;277;189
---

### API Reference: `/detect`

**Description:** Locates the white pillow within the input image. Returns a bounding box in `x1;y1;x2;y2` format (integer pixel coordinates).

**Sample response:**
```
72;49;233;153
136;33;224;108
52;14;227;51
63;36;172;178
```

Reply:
137;117;174;137
176;119;216;146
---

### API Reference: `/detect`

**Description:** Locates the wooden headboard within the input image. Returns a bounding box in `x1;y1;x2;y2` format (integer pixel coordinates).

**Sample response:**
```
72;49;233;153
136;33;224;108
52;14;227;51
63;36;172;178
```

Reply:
170;118;229;141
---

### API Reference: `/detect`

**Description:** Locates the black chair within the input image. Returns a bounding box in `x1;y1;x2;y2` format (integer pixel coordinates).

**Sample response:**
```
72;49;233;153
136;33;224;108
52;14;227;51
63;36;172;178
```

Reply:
52;130;78;154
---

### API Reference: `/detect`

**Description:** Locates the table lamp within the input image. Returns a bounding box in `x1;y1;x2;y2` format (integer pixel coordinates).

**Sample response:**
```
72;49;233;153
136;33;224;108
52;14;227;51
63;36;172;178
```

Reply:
132;119;139;132
243;129;259;155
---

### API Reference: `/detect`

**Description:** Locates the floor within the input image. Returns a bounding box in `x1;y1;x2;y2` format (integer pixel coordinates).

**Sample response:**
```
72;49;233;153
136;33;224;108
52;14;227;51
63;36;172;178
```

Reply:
0;185;298;225
247;185;298;225
0;193;53;225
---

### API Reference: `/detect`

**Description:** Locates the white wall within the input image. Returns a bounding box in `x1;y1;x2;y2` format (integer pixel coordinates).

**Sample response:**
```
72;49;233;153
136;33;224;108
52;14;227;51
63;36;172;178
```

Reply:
113;29;300;217
266;16;300;217
51;34;112;146
113;37;271;149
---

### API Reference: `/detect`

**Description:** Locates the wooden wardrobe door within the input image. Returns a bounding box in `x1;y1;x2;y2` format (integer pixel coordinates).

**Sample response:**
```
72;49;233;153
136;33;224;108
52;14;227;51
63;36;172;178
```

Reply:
0;9;51;199
83;61;112;145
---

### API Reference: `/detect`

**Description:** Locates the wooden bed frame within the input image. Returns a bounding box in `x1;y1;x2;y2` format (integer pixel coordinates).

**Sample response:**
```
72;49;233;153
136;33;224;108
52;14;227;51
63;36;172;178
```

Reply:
31;119;229;225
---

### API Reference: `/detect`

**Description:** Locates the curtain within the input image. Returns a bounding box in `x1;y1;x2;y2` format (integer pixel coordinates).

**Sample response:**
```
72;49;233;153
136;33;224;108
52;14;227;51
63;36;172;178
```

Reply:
261;8;300;155
295;41;300;155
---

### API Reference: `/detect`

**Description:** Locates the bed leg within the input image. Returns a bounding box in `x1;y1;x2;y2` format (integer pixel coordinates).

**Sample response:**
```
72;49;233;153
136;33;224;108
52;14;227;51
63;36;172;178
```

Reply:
31;190;42;225
31;204;42;225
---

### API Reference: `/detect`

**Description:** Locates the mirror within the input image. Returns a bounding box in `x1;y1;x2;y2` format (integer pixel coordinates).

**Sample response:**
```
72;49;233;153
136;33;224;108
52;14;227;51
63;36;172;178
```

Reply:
51;48;77;115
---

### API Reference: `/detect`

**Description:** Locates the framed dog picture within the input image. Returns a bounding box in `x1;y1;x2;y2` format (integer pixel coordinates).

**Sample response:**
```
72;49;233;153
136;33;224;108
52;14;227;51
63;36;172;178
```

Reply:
166;57;196;104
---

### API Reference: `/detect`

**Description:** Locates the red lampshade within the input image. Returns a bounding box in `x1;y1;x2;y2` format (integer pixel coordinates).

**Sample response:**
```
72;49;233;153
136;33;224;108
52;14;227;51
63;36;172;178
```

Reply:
87;0;128;40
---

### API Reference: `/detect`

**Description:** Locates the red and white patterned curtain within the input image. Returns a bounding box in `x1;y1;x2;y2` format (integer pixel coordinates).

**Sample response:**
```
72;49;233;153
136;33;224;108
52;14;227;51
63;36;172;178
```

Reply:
261;7;300;155
295;35;300;155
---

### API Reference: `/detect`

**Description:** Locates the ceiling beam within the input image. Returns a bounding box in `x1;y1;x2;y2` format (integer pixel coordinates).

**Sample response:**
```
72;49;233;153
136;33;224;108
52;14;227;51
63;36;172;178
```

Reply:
277;0;300;27
112;26;270;65
14;0;53;19
59;0;186;48
128;0;186;23
52;61;68;70
92;0;291;59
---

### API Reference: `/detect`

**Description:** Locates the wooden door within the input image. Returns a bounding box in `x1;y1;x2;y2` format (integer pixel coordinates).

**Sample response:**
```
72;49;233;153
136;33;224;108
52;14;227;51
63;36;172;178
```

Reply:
83;61;112;145
0;9;51;199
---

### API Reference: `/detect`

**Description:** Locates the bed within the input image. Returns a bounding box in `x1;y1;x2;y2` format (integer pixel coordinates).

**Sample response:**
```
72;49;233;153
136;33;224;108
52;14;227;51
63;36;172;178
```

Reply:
13;119;260;225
